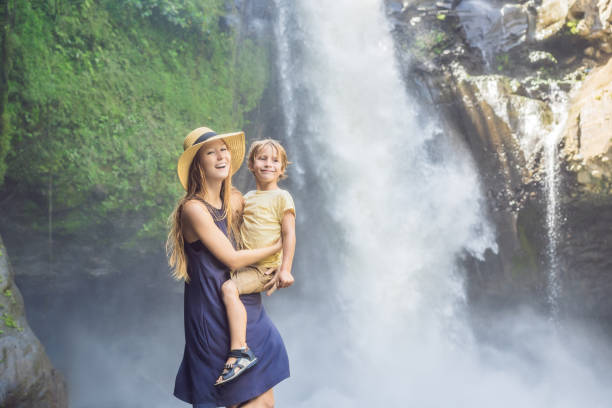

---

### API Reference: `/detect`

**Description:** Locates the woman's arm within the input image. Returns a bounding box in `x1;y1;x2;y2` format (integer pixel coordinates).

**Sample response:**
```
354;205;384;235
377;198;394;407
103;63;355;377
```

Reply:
182;200;281;270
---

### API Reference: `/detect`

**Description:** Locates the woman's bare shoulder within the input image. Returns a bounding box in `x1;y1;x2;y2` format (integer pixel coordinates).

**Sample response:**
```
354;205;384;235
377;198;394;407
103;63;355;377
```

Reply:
182;199;213;223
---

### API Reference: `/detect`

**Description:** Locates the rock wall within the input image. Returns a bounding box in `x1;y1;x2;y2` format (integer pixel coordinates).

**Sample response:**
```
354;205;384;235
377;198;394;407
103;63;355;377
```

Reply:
388;0;612;325
0;235;67;408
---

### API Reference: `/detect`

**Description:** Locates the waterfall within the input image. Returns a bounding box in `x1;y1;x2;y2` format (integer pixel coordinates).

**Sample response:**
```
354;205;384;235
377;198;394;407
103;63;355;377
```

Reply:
543;85;569;318
270;1;611;406
272;0;491;404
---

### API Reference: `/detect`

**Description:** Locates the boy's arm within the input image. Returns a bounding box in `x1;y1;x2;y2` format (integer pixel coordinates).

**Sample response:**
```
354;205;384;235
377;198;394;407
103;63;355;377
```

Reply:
277;210;296;288
229;187;245;240
230;186;245;217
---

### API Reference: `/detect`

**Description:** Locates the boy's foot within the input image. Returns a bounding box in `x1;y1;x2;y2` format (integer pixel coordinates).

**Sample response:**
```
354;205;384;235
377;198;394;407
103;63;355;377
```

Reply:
214;348;258;386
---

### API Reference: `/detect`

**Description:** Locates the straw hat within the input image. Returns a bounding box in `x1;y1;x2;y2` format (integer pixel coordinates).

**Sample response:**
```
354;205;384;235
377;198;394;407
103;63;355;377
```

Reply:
177;127;245;191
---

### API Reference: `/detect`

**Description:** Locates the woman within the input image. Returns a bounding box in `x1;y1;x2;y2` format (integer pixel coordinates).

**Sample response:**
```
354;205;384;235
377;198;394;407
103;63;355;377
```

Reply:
167;127;290;407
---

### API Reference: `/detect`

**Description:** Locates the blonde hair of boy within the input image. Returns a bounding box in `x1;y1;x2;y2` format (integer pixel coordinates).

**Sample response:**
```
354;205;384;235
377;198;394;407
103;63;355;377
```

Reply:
247;139;291;180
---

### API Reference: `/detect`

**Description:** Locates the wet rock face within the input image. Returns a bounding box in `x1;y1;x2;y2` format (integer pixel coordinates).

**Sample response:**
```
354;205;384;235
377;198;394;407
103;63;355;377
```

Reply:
563;57;612;195
0;235;67;408
537;0;612;44
558;200;612;323
388;0;612;323
456;0;532;58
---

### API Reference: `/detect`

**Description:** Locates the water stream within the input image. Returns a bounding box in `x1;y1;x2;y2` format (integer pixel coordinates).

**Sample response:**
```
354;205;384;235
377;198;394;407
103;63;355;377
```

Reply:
543;85;569;318
267;0;612;406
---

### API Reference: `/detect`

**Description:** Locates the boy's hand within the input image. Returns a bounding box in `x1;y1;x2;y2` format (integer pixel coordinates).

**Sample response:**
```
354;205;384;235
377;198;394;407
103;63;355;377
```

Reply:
277;269;294;289
262;268;294;296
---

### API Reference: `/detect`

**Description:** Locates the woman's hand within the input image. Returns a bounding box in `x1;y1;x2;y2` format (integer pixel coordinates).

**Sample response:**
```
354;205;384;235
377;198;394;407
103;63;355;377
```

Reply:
263;268;278;296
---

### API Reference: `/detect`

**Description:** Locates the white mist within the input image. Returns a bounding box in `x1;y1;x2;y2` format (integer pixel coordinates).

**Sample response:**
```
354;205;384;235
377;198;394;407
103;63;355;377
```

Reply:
268;1;612;406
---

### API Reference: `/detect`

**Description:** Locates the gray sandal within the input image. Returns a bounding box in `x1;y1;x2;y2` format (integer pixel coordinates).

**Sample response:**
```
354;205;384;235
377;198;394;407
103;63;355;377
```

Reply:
215;348;258;386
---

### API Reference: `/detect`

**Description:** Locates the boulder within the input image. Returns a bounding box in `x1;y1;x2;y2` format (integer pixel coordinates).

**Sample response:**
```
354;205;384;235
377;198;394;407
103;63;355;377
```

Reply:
0;235;67;408
536;0;612;49
562;57;612;196
456;0;531;57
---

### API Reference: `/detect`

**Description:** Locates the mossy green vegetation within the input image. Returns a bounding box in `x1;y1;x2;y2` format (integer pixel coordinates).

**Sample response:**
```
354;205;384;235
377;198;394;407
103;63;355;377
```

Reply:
2;312;22;331
3;288;15;304
496;53;509;72
566;20;579;35
0;0;268;246
510;202;543;282
511;223;539;277
413;29;449;57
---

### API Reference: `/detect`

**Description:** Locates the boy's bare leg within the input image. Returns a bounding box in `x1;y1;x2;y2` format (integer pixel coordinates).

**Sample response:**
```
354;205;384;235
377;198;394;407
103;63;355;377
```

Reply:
218;279;248;383
222;279;247;349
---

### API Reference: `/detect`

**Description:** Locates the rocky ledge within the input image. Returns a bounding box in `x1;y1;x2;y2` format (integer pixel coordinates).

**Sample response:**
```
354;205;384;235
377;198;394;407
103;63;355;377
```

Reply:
0;234;67;407
388;0;612;326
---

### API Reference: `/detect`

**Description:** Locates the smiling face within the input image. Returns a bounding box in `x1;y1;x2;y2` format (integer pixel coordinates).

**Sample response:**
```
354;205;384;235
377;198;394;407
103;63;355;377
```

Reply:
249;144;283;189
197;139;231;182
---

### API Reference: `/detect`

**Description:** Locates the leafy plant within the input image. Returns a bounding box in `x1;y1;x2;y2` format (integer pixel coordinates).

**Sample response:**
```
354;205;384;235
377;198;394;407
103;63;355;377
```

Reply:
2;312;22;331
413;30;449;57
496;53;510;72
566;20;579;35
3;288;15;304
1;0;268;246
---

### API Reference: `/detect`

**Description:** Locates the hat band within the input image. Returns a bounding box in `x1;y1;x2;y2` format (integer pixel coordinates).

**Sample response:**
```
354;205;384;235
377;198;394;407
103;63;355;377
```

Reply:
193;131;218;146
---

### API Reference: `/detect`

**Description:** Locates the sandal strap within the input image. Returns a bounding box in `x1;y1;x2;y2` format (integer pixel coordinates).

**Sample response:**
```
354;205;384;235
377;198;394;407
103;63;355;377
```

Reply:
215;351;259;386
228;348;256;361
221;361;246;380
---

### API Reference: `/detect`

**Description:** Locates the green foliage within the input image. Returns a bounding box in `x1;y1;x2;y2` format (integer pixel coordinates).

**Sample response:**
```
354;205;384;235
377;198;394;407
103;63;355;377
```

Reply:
566;20;579;35
2;0;268;243
0;1;11;185
3;288;15;304
413;30;449;57
436;14;446;21
2;312;22;331
496;53;509;72
511;212;540;278
123;0;224;32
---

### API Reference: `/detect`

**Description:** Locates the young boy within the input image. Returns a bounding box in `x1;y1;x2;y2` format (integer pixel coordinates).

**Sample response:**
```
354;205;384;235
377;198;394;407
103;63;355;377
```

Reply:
216;139;296;386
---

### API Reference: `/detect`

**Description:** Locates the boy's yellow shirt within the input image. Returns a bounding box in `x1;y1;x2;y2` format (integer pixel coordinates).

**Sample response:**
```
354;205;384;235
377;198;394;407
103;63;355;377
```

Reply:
240;189;295;268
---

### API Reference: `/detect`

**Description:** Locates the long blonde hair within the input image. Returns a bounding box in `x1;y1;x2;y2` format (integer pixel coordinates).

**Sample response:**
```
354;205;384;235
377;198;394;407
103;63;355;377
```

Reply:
166;147;234;282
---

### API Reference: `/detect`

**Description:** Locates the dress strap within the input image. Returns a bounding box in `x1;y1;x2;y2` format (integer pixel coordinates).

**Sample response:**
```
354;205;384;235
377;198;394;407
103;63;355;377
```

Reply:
188;195;226;221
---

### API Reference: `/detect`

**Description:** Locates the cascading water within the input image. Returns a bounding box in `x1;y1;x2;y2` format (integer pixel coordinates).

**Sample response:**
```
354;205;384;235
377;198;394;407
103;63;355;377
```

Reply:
543;86;569;318
269;1;612;406
472;75;570;318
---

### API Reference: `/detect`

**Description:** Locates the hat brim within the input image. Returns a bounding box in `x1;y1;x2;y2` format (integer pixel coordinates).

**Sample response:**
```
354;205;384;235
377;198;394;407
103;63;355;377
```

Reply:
177;131;245;191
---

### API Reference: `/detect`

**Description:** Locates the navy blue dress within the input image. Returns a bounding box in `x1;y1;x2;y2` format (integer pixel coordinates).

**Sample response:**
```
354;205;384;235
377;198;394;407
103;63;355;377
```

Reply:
174;204;290;407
